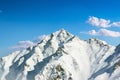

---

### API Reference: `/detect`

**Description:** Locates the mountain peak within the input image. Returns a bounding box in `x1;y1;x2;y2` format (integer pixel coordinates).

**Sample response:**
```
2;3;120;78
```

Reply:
53;29;72;37
59;28;66;32
87;38;108;46
46;29;74;44
0;29;119;80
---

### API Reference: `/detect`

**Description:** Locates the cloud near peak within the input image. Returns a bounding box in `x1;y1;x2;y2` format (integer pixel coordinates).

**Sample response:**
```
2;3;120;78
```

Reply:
10;35;46;50
10;40;35;50
87;16;120;28
89;29;120;37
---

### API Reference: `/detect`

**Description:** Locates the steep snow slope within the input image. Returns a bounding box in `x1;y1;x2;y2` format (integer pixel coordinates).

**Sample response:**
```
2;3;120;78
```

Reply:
0;29;119;80
93;44;120;80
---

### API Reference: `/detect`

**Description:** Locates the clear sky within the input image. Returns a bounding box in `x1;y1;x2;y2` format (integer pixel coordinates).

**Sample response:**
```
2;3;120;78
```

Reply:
0;0;120;57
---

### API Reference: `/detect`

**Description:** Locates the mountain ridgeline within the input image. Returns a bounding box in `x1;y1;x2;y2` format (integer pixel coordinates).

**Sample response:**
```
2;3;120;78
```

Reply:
0;29;120;80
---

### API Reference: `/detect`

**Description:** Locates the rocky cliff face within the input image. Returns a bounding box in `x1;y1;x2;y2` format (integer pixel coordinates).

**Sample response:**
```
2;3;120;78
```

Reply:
0;29;120;80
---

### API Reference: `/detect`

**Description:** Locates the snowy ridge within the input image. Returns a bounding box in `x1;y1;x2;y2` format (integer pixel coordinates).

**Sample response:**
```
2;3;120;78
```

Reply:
0;29;120;80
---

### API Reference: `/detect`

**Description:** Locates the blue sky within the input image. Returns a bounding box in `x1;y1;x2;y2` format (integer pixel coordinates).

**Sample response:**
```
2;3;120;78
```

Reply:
0;0;120;57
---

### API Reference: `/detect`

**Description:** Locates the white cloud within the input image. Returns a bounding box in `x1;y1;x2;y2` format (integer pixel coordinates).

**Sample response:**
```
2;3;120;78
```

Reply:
111;22;120;27
87;16;111;28
89;29;120;37
87;16;120;28
33;35;46;43
10;40;35;50
10;35;46;50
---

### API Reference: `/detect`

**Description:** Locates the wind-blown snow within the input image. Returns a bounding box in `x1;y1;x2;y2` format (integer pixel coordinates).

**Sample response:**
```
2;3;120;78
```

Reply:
0;29;120;80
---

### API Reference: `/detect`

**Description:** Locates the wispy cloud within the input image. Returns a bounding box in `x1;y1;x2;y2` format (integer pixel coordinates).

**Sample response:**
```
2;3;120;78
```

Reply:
33;35;46;43
10;40;35;50
10;35;46;50
111;22;120;27
87;16;120;28
88;29;120;37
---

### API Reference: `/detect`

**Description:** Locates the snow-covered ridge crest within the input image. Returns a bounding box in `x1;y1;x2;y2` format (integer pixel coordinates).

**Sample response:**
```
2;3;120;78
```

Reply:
0;29;120;80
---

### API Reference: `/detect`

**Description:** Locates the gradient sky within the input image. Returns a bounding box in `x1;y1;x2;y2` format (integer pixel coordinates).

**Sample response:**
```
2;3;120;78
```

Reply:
0;0;120;57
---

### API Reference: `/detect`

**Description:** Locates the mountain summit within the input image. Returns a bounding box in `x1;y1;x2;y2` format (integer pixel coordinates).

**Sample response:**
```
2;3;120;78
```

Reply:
0;29;120;80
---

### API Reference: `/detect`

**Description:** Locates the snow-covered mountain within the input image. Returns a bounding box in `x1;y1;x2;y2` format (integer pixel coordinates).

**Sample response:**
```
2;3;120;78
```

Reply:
0;29;120;80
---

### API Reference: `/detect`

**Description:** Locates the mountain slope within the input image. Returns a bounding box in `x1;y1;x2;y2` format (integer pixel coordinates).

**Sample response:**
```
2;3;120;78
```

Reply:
0;29;120;80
